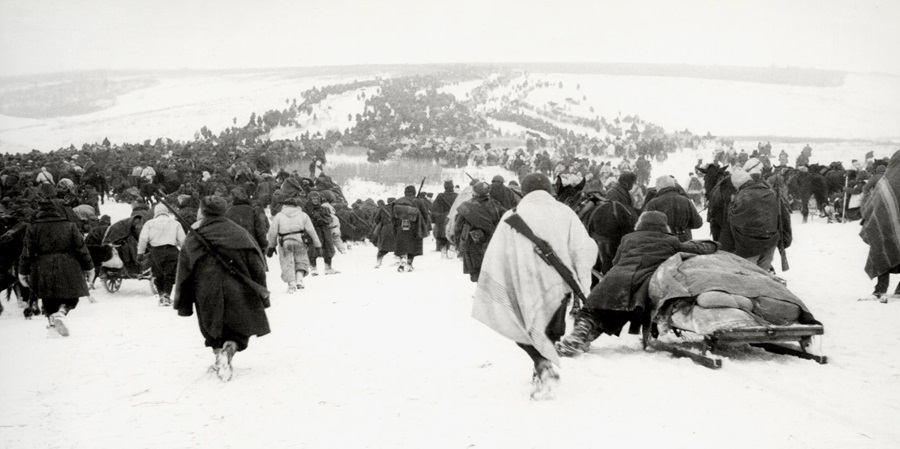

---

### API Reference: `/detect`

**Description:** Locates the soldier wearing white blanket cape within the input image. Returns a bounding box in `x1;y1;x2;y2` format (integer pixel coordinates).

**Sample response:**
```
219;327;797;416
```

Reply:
472;173;597;400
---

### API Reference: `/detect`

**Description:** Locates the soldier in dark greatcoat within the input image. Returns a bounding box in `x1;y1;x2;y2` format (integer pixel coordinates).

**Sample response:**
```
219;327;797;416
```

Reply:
453;182;505;282
173;196;270;382
431;180;458;258
19;199;94;337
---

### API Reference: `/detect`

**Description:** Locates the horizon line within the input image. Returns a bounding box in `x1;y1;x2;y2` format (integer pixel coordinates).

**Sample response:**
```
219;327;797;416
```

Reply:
6;61;896;81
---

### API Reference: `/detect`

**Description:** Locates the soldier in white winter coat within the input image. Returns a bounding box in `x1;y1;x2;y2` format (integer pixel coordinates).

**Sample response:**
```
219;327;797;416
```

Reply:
266;198;321;293
137;204;186;305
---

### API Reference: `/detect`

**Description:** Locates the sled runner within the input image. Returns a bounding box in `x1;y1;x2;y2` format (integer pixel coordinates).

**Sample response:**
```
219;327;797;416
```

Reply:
647;324;826;369
644;252;827;369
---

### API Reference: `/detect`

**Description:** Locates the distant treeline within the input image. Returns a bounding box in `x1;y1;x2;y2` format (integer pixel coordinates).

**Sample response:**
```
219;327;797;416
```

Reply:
498;63;846;87
727;135;899;145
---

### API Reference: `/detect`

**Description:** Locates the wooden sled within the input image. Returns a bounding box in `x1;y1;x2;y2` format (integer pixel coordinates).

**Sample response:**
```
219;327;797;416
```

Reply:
646;324;827;370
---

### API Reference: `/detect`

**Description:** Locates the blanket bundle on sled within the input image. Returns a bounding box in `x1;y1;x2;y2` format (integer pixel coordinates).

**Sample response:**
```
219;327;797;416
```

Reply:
649;252;819;335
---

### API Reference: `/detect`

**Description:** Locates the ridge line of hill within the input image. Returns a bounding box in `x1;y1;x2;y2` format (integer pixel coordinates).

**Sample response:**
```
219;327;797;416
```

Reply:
0;63;848;88
725;135;900;145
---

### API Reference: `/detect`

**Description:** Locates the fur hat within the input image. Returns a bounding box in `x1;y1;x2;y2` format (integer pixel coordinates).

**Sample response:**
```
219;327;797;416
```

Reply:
743;158;763;176
404;185;416;196
231;187;248;202
876;165;887;174
635;211;670;233
153;203;170;217
131;200;149;212
308;190;322;204
38;183;57;199
655;175;677;190
200;196;228;216
472;182;490;197
491;175;505;184
731;168;753;189
618;172;637;189
319;189;336;203
444;180;454;192
99;215;111;225
521;173;552;195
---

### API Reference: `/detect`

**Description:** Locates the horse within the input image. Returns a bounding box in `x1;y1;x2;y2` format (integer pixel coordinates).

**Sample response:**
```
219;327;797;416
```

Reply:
784;167;829;221
553;175;637;287
554;175;586;210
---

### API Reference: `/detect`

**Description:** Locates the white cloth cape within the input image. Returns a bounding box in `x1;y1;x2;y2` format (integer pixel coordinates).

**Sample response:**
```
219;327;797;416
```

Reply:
472;190;598;366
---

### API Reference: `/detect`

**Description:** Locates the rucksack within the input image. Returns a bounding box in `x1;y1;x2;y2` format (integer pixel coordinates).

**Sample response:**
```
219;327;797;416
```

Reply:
393;204;419;231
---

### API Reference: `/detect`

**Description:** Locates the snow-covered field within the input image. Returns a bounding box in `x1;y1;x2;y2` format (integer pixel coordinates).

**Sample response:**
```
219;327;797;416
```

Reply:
1;68;900;448
2;194;900;449
522;72;900;142
0;72;374;153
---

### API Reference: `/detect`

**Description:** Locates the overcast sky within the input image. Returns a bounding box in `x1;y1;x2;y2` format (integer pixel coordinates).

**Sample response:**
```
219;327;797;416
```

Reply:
1;0;898;77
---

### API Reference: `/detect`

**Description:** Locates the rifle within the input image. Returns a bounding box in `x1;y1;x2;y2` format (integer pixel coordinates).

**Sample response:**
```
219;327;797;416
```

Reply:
841;173;850;223
416;177;426;197
773;177;790;272
464;172;475;182
153;190;270;299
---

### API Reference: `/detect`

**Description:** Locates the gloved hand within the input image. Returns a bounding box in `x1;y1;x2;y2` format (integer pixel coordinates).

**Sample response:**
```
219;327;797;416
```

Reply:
266;247;277;258
84;269;95;282
18;274;30;288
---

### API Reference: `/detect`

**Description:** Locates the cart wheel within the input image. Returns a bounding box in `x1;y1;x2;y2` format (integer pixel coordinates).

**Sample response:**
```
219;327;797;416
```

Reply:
103;277;122;293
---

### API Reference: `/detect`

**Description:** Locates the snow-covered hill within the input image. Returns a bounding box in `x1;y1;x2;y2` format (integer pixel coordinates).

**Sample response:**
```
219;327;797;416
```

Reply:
1;200;899;449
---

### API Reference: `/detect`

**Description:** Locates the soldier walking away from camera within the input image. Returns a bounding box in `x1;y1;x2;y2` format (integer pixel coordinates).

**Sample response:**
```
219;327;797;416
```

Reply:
19;199;94;337
267;197;321;293
322;202;346;253
643;175;703;242
225;187;269;252
607;172;637;211
859;150;900;302
431;180;458;258
304;191;338;276
393;185;429;272
173;196;270;382
453;182;505;282
372;198;397;268
472;173;597;400
724;159;791;272
686;172;704;209
489;175;519;210
137;204;186;306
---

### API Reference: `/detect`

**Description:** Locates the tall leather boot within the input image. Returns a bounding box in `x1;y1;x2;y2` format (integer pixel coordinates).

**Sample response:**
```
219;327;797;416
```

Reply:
555;316;598;357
